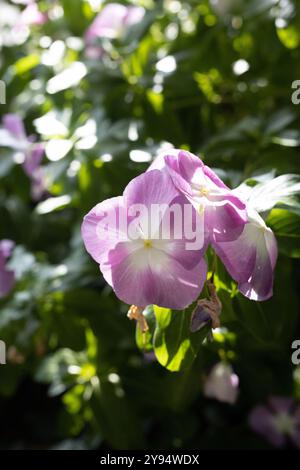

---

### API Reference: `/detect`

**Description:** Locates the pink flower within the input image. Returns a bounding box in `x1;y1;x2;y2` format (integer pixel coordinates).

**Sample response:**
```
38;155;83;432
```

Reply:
149;149;247;243
82;169;207;309
204;362;239;404
149;149;277;301
19;2;47;27
82;149;277;307
249;397;300;448
10;0;47;34
85;3;145;42
0;240;15;298
0;114;46;201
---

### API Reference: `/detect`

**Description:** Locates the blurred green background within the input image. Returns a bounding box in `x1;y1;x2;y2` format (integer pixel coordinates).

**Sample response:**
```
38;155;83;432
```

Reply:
0;0;300;450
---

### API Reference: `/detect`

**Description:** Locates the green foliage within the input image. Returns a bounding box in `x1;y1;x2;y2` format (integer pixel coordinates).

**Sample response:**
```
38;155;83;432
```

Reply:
152;305;210;372
0;0;300;450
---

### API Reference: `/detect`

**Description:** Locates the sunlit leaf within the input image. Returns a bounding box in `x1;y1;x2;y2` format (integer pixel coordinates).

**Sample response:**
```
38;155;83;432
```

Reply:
153;305;210;372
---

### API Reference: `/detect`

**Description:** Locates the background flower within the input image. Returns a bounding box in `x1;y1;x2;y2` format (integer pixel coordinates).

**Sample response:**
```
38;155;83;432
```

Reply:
85;3;144;41
0;114;46;200
204;362;239;404
249;397;300;448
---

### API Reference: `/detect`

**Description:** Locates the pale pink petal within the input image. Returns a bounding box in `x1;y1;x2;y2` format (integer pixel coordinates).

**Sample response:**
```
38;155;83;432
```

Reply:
0;265;15;297
239;227;277;301
0;240;15;259
269;397;294;414
205;202;246;243
85;3;144;42
164;151;200;198
203;165;228;189
160;151;247;242
30;168;47;201
23;143;44;176
102;245;207;309
3;114;26;139
249;406;286;447
124;169;187;240
85;3;127;41
123;6;145;27
81;196;129;264
204;363;239;404
124;168;179;208
213;211;277;301
20;3;47;26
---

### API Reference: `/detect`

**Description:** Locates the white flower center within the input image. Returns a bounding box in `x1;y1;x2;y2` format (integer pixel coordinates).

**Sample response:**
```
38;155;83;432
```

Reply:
199;186;210;196
272;412;295;435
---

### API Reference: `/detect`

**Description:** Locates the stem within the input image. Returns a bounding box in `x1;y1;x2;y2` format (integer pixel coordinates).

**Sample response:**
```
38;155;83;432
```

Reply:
210;250;218;281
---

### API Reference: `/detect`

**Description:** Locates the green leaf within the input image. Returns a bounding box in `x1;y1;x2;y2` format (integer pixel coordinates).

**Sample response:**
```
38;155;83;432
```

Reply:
90;382;144;449
264;109;296;136
0;153;15;177
267;208;300;258
153;305;210;372
232;257;298;350
14;54;40;75
267;208;300;236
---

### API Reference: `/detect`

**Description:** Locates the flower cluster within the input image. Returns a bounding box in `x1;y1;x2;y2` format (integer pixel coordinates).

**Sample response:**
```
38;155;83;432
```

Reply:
82;149;277;310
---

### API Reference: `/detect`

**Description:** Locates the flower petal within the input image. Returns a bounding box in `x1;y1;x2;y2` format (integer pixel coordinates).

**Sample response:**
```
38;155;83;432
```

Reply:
85;3;127;40
154;150;247;242
101;245;207;309
81;196;129;264
0;239;15;259
164;151;201;198
3;114;26;139
85;3;143;42
124;168;179;208
147;148;180;171
124;169;187;240
205;202;247;243
204;362;239;404
23;143;44;176
269;397;294;414
203;165;228;189
249;406;286;447
238;227;277;301
0;268;15;297
213;210;277;301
